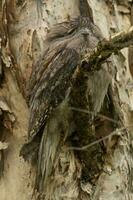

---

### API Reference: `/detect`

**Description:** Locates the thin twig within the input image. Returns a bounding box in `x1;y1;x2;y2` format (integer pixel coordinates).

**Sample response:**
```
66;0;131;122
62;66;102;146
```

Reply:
67;126;130;151
70;107;121;125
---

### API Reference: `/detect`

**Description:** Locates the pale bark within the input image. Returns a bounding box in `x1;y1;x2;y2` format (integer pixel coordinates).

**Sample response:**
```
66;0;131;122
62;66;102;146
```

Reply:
0;0;133;200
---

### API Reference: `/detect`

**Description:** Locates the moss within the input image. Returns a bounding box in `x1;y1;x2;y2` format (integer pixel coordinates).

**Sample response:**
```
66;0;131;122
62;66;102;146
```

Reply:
70;67;104;182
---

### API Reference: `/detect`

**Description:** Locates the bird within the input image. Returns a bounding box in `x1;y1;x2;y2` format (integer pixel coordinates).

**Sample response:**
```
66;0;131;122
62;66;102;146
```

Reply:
20;16;111;192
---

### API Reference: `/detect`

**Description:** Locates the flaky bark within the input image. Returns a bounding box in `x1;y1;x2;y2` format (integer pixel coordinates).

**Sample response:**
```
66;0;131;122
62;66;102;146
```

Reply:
0;0;133;200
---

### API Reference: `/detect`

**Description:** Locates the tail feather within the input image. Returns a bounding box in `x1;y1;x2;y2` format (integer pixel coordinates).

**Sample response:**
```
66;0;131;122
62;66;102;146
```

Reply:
36;101;71;192
36;121;61;191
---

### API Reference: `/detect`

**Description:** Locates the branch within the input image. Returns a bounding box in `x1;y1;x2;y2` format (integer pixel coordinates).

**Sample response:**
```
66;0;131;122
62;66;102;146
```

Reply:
67;126;130;151
83;26;133;70
70;107;120;125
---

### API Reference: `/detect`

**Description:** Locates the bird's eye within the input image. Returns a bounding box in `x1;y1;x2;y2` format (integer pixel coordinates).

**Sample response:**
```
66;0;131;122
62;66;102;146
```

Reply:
82;32;89;36
81;28;90;36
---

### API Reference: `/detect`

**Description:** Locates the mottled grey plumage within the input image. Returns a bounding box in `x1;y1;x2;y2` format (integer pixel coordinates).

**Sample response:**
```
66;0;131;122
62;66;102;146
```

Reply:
23;17;102;144
20;17;110;192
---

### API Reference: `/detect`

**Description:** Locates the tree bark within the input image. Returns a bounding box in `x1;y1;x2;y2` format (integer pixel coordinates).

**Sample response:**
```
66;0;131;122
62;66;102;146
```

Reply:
0;0;133;200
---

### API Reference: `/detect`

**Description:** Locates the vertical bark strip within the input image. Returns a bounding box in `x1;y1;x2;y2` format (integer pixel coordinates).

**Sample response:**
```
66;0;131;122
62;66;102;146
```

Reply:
0;0;132;200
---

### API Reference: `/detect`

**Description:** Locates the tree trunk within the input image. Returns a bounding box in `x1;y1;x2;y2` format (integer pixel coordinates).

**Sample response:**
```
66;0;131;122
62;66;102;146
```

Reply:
0;0;133;199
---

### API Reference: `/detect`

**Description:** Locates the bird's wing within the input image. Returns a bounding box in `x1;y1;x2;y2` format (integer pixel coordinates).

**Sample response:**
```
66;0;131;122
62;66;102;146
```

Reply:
28;46;80;142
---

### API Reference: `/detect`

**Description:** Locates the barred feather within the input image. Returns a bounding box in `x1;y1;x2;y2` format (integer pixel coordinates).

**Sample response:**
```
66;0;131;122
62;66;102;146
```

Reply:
20;17;109;193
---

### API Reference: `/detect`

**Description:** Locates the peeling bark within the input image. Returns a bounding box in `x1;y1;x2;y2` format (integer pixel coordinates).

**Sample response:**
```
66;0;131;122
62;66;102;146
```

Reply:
0;0;133;200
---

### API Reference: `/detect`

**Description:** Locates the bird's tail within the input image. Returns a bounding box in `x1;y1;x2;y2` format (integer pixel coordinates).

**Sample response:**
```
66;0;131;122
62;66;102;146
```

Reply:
36;123;61;192
36;101;72;193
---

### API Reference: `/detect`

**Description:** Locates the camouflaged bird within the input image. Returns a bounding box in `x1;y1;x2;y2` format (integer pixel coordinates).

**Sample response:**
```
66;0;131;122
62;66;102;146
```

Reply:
20;17;111;192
